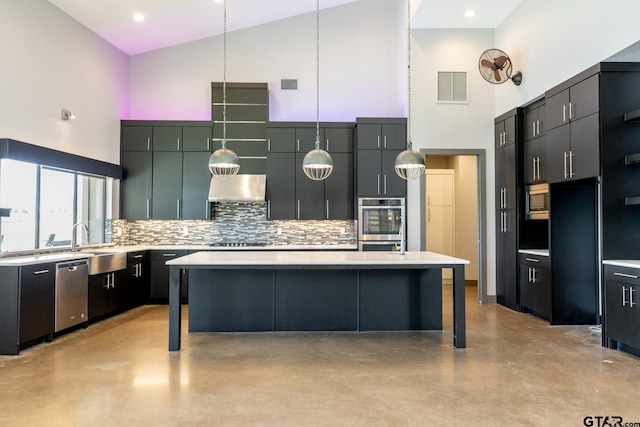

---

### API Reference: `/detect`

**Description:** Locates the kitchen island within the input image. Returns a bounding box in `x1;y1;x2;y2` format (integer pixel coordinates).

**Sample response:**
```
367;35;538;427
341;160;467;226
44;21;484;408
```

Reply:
166;251;470;350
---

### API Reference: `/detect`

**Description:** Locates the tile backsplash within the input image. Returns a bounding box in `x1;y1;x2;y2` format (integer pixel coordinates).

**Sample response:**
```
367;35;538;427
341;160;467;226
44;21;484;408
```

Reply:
112;202;356;246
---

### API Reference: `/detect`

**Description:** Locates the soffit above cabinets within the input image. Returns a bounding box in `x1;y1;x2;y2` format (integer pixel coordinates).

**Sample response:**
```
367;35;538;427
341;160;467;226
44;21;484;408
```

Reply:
47;0;525;56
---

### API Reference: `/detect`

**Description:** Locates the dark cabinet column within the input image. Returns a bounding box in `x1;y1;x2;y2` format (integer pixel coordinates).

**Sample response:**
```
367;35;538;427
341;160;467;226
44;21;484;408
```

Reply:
121;151;153;220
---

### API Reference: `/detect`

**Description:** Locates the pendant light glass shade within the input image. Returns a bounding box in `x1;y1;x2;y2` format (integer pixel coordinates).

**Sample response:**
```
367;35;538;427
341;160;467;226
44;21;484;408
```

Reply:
209;0;240;180
395;0;425;181
208;146;240;178
395;147;425;180
303;138;333;181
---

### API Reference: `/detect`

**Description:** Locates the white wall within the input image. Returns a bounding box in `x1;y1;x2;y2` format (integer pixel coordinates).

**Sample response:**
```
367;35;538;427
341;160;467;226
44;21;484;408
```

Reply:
495;0;640;115
129;0;404;122
0;0;129;165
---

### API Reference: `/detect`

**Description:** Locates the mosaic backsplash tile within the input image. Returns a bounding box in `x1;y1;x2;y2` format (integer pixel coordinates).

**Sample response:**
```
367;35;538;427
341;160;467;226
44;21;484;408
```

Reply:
112;202;356;246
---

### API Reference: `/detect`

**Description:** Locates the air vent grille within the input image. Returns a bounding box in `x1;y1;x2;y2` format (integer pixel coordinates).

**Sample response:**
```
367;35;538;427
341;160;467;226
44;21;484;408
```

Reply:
281;79;298;91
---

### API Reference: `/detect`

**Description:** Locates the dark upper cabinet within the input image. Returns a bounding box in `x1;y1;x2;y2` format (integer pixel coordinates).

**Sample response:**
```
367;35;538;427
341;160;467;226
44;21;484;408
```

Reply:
182;126;213;152
182;152;212;220
495;141;516;210
295;153;325;220
325;152;354;220
494;114;516;149
523;137;547;184
356;118;407;198
546;74;599;131
121;151;153;220
523;104;545;142
266;152;296;220
267;127;296;153
122;126;152;151
152;152;183;220
153;127;182;152
546;112;599;183
296;127;324;153
325;127;354;153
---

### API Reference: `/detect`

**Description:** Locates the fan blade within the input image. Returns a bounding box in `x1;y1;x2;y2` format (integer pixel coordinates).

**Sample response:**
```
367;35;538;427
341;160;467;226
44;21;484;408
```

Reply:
480;59;493;68
494;56;508;69
494;69;502;82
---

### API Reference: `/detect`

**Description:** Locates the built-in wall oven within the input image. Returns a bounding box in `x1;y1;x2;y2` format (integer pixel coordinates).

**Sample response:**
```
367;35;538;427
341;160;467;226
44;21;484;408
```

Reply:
358;197;405;251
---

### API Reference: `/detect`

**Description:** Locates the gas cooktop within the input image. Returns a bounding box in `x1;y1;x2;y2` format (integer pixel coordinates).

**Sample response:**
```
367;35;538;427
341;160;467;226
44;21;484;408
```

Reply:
208;242;269;247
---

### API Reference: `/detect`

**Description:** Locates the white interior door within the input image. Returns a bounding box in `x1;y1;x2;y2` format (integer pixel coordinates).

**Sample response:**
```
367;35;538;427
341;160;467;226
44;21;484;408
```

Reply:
426;169;455;281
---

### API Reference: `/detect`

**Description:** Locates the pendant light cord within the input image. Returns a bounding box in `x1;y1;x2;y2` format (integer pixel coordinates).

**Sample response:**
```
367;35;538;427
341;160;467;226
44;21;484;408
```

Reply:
222;0;228;149
315;0;320;149
407;0;412;150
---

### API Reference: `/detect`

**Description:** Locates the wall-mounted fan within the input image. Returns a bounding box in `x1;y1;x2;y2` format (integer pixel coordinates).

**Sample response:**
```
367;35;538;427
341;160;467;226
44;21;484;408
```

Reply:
478;48;522;86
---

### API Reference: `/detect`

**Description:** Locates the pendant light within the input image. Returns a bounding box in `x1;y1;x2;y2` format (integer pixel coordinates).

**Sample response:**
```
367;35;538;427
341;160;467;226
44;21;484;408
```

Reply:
302;0;333;181
209;0;240;179
394;0;425;181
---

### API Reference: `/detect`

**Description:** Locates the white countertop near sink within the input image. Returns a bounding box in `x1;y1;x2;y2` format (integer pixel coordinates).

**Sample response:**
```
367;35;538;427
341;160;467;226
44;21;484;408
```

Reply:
0;244;358;267
603;260;640;268
518;249;549;257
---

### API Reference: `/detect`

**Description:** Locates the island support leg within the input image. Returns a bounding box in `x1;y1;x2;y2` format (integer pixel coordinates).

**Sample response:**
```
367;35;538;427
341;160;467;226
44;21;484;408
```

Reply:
169;266;182;351
452;264;466;348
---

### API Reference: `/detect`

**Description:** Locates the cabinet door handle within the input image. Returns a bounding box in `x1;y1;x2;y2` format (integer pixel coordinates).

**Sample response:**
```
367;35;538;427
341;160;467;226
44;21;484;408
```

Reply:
428;207;431;222
562;105;567;123
267;138;271;152
176;199;181;219
377;135;380;149
146;199;151;219
536;157;542;181
326;200;330;219
631;287;636;307
297;139;300;152
383;135;387;148
622;286;629;307
134;254;143;259
207;137;211;151
267;200;271;219
297;200;300;219
528;267;532;283
384;175;387;194
569;102;573;120
532;122;536;138
532;158;536;180
177;137;180;151
525;258;540;263
536;120;540;135
569;151;574;178
531;268;537;283
163;253;177;257
614;272;639;279
32;269;49;275
563;152;568;179
503;212;508;232
326;138;330;152
147;137;151;151
377;175;380;195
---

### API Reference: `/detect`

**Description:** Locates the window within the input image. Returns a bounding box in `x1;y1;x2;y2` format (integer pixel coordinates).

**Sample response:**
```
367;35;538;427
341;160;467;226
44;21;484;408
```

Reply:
0;160;113;253
437;71;468;103
0;160;38;252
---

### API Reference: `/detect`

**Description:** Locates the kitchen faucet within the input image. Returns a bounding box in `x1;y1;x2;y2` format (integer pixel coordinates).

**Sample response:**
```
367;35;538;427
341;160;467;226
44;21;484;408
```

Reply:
71;222;89;252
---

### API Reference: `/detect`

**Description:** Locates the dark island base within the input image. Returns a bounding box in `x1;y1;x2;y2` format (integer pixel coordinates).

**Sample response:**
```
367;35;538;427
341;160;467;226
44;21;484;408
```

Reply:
188;269;443;332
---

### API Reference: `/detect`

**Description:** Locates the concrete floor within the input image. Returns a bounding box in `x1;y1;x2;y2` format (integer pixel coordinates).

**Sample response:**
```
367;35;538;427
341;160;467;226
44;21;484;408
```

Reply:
2;286;640;426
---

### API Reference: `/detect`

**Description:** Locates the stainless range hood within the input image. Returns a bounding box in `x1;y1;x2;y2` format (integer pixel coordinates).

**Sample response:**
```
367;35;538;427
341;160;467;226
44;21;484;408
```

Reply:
208;174;266;202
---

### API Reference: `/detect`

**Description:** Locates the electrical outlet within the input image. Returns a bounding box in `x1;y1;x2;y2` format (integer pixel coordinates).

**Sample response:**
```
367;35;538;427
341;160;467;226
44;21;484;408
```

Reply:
277;227;282;235
182;227;189;236
340;227;346;235
114;227;122;237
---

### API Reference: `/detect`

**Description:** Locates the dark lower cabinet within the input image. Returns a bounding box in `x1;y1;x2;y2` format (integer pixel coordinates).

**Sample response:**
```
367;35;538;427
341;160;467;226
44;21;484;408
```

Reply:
0;263;56;355
88;270;127;320
128;251;149;306
149;250;189;303
518;253;551;320
604;264;640;352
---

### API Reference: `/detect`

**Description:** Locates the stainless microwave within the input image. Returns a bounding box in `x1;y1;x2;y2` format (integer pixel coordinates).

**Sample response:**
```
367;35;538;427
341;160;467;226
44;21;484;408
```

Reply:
526;183;549;220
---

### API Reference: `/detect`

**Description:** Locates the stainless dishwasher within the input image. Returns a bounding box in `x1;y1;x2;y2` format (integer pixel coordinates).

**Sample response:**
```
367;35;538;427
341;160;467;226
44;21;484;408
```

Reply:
55;259;89;332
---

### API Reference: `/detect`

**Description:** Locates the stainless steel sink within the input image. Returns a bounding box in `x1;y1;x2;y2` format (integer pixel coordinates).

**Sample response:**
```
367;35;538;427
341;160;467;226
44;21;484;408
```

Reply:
82;251;127;275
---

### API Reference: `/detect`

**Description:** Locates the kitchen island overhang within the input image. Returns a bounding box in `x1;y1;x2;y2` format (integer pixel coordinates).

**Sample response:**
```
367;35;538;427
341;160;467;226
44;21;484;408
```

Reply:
166;251;470;350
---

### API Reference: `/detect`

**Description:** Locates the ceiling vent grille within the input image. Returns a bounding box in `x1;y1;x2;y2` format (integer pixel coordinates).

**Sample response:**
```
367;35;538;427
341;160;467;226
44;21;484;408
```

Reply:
281;79;298;91
437;71;468;103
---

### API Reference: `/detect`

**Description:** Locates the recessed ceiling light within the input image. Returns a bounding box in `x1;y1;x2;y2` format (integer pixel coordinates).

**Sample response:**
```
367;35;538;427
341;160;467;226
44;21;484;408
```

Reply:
133;13;145;22
465;9;476;18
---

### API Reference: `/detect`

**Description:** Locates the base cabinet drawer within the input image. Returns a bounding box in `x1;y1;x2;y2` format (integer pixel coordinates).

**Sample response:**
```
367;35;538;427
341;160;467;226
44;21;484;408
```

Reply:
518;254;551;319
604;265;640;351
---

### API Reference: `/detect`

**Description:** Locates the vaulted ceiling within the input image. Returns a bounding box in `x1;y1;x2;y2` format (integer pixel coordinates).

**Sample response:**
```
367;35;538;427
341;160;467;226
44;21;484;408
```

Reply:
47;0;525;55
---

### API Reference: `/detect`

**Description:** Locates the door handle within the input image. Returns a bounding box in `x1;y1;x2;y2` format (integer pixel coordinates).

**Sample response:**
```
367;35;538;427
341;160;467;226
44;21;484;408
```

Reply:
563;152;568;179
569;151;574;178
631;287;636;307
622;286;628;307
525;258;540;263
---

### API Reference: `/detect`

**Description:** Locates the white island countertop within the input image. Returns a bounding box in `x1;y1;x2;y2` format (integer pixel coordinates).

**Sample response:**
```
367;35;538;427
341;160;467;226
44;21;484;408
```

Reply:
603;260;640;269
166;250;470;268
